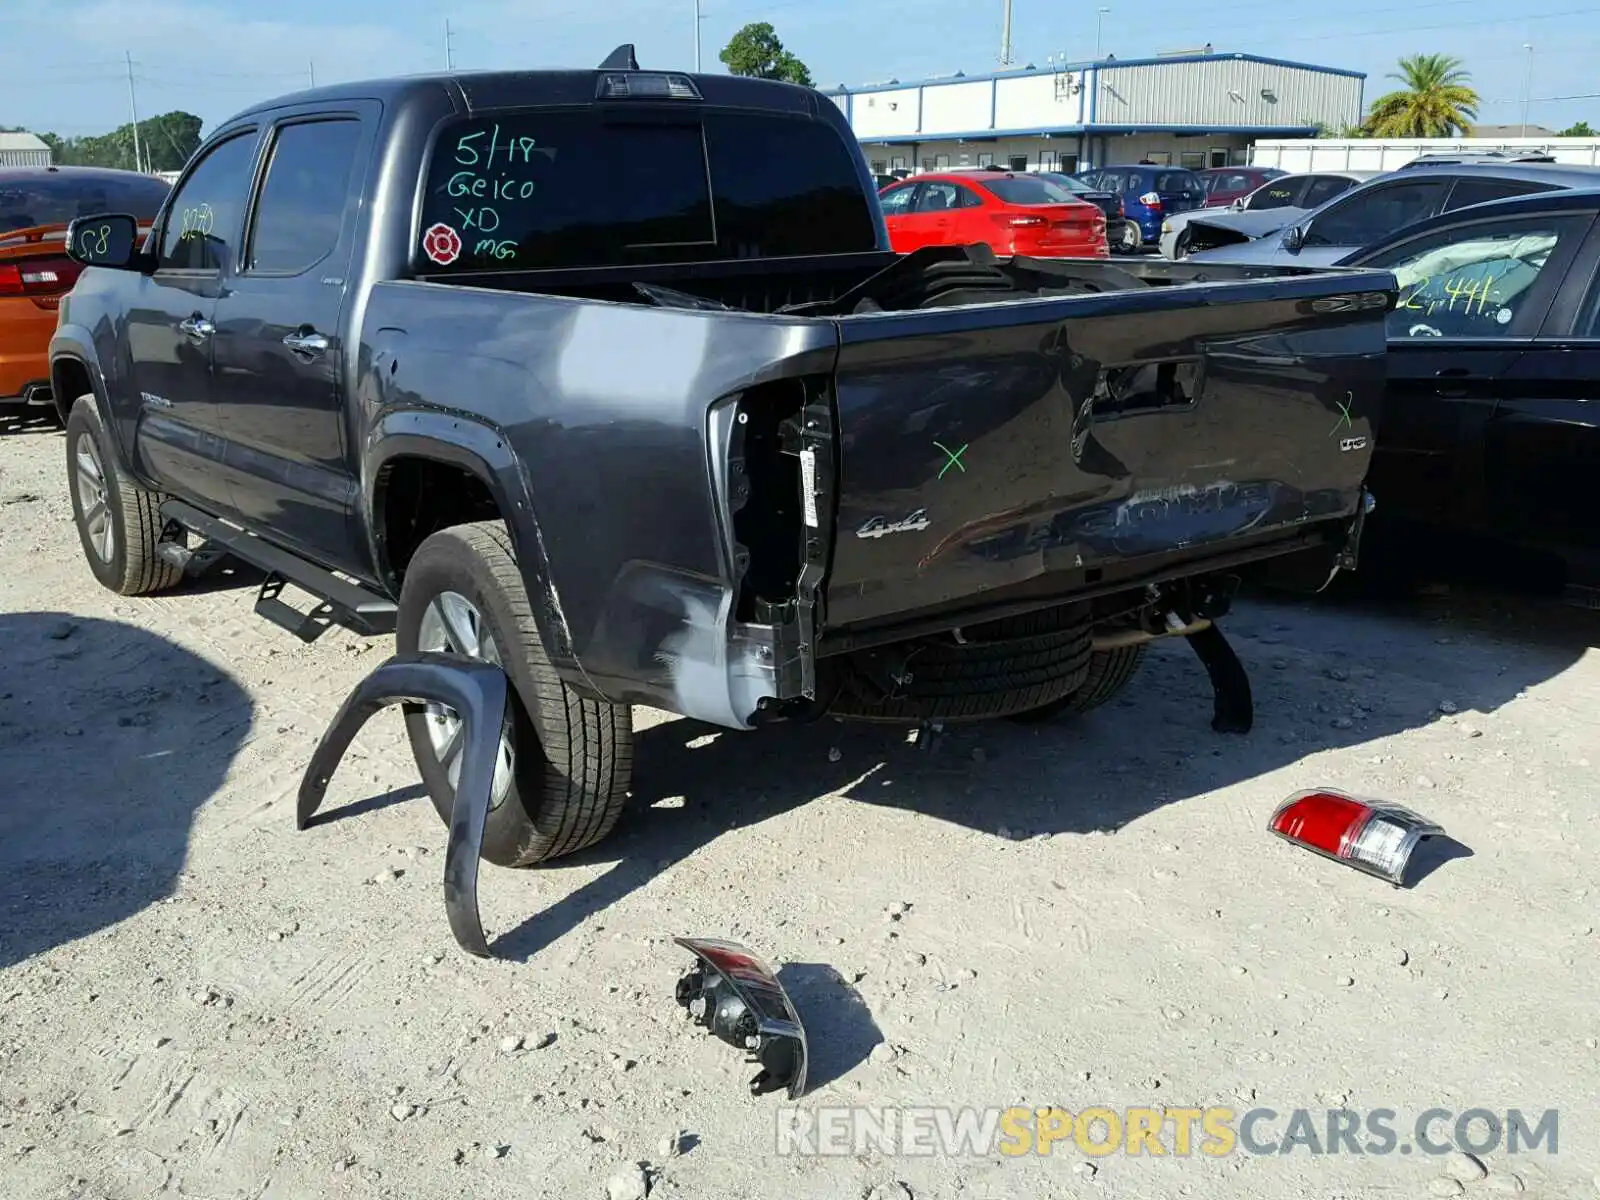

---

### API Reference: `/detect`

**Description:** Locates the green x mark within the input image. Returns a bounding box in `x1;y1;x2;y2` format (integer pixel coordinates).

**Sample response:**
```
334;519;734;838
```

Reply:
1329;395;1354;438
935;441;969;480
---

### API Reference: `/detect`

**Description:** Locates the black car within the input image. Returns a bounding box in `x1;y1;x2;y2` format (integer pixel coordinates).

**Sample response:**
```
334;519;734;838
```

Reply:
1335;186;1600;599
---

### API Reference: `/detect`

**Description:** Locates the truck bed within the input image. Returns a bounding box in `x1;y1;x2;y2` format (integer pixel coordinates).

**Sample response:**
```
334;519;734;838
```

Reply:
365;247;1394;726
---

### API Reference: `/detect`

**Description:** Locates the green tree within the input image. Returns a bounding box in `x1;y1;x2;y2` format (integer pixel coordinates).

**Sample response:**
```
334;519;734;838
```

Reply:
34;111;203;172
718;22;813;87
1362;54;1479;137
1560;120;1597;136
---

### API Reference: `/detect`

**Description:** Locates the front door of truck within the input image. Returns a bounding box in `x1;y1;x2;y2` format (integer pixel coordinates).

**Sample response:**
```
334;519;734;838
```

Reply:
125;128;261;514
210;109;375;573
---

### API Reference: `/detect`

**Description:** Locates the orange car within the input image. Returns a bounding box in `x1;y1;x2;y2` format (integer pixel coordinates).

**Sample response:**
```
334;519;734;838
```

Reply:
1;165;169;420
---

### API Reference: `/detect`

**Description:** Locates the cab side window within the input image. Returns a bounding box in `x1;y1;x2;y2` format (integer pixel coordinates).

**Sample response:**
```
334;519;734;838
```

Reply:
158;132;260;272
247;119;363;275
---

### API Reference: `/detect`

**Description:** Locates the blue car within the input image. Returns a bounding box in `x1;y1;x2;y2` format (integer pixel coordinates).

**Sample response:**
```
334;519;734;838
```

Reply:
1074;164;1205;252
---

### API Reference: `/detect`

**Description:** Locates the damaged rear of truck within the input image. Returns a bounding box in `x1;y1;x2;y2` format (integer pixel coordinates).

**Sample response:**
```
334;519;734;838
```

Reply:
357;58;1396;861
54;51;1396;867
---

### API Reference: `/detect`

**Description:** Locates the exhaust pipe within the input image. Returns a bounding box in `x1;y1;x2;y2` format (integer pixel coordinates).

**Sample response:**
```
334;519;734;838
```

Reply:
1091;615;1211;651
21;382;52;407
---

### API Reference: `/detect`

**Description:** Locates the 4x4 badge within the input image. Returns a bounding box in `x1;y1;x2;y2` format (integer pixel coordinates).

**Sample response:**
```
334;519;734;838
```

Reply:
857;510;931;539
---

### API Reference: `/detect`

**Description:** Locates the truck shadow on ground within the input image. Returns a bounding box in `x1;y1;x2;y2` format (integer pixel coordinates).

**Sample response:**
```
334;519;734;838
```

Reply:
490;585;1595;973
0;612;252;971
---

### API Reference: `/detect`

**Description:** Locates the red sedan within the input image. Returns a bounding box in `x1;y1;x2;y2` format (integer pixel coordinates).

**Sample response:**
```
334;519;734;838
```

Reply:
879;171;1108;258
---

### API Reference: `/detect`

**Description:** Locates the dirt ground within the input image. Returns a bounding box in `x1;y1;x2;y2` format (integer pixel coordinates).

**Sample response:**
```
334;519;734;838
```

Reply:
2;414;1598;1200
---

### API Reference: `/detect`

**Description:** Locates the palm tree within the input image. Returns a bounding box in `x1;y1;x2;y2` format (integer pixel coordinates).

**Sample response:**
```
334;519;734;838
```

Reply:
1363;54;1480;137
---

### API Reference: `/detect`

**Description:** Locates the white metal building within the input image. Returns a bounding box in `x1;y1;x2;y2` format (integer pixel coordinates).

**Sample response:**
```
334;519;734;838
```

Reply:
828;51;1365;176
0;132;53;168
1252;136;1600;172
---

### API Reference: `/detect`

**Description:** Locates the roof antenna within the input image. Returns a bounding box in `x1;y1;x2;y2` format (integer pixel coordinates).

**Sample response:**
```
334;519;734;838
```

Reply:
599;44;640;70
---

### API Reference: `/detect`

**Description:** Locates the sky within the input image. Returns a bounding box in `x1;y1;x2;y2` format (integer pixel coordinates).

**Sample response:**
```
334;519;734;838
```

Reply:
2;0;1598;140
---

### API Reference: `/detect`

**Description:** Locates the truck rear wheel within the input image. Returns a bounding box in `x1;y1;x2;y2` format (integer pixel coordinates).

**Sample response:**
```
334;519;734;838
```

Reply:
395;521;633;867
64;394;184;596
824;605;1094;724
1007;644;1148;723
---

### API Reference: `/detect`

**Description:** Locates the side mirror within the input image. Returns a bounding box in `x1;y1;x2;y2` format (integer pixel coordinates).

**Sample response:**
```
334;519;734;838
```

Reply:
1282;224;1305;253
65;213;142;271
1230;198;1245;212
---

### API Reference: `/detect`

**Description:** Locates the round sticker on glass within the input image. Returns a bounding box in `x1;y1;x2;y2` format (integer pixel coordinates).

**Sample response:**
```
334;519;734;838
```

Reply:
1495;307;1513;325
422;222;463;266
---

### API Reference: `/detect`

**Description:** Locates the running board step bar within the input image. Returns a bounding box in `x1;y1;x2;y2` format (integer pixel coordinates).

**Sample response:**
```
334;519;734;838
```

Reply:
158;499;397;643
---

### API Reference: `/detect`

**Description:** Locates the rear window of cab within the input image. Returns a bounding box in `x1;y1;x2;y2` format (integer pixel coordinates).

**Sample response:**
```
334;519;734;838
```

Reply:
416;109;880;272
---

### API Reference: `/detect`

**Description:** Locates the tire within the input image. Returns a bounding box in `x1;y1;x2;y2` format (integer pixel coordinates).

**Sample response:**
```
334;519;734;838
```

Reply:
394;521;633;867
1173;228;1193;259
1007;644;1148;724
824;605;1094;724
64;394;183;596
1119;221;1144;253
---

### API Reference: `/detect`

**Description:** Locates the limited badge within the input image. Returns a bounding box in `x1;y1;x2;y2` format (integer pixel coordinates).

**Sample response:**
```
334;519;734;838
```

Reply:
422;222;463;266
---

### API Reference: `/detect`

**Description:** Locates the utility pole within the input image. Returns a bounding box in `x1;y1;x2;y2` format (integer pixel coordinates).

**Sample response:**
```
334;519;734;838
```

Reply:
693;0;702;72
1520;44;1534;136
1096;7;1110;59
445;19;456;71
308;60;317;87
998;0;1014;66
125;51;144;174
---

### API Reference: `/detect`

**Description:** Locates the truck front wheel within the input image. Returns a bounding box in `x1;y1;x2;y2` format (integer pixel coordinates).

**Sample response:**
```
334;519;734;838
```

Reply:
394;522;634;867
64;394;184;596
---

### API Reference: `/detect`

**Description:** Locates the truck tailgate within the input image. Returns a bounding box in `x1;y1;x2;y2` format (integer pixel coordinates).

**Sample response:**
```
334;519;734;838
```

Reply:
823;274;1391;632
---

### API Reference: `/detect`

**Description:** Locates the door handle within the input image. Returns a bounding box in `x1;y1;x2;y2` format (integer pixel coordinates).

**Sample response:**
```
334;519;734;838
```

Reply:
1434;367;1472;398
282;329;330;360
178;314;214;341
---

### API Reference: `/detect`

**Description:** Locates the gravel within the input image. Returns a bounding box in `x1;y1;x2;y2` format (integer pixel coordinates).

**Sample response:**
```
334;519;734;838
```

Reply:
2;428;1597;1199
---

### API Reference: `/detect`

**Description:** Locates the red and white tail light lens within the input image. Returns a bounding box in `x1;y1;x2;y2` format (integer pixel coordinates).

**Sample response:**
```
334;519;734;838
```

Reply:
1268;788;1443;886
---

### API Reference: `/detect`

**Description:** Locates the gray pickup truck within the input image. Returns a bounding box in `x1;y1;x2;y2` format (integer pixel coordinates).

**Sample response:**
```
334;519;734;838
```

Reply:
51;47;1393;868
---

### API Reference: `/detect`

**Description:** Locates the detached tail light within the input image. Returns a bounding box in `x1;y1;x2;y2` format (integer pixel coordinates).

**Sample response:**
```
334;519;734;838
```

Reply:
1268;788;1443;886
0;256;85;298
1139;191;1162;209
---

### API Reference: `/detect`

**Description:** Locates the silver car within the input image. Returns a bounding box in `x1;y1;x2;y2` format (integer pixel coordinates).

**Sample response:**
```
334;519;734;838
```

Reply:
1185;161;1600;267
1158;171;1375;259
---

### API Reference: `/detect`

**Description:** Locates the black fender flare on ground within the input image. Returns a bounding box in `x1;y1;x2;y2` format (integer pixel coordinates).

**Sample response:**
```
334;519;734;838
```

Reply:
297;652;509;958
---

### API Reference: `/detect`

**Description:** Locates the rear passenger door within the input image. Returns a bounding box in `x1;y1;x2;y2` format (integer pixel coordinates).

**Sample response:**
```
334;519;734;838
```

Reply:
210;106;377;571
898;181;965;249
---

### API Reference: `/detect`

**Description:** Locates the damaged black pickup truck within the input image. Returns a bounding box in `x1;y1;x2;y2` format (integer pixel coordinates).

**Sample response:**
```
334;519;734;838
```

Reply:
51;47;1393;868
